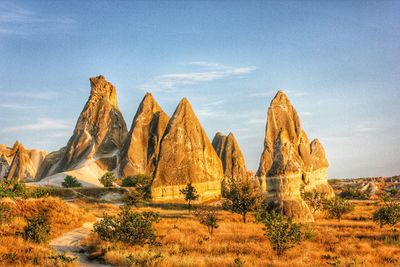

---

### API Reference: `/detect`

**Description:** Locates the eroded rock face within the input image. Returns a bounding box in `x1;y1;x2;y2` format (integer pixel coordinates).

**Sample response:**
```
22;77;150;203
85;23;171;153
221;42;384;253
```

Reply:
152;98;223;201
3;141;47;181
119;93;169;178
256;90;334;222
212;132;249;180
38;75;128;179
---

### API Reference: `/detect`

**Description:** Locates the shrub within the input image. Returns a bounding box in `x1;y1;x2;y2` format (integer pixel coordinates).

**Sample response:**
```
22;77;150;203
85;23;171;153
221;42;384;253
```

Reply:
180;182;199;211
31;187;54;198
99;172;116;187
94;206;161;245
23;212;51;244
122;189;146;207
373;202;400;232
257;210;301;256
0;203;11;222
323;197;354;221
62;175;82;188
122;175;152;199
0;180;29;198
222;178;263;223
194;208;219;236
340;185;367;199
301;189;327;214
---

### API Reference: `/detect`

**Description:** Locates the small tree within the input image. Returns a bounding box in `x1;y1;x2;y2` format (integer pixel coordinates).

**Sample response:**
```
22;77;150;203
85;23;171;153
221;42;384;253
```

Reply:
257;210;301;256
222;178;263;223
180;182;199;211
302;190;327;214
99;172;116;187
23;212;51;244
194;208;219;236
373;199;400;232
323;197;354;221
62;175;82;188
94;206;161;245
122;175;152;199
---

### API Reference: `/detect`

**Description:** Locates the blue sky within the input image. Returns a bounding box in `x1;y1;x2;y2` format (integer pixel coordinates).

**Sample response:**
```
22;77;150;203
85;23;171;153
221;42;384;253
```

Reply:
0;0;399;178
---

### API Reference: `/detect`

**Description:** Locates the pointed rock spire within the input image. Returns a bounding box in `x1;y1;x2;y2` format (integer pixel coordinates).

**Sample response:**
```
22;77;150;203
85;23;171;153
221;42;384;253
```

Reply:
152;98;223;201
212;132;249;180
257;90;333;222
119;93;170;178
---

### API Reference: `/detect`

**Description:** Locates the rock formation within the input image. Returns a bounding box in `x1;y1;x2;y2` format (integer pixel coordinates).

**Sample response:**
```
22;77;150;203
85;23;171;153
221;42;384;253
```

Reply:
37;75;128;183
119;93;170;178
152;98;224;201
0;141;47;181
256;90;334;222
212;132;249;181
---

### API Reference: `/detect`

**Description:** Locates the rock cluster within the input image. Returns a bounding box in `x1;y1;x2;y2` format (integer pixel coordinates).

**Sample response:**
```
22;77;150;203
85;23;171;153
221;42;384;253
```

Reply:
256;90;334;221
212;132;249;181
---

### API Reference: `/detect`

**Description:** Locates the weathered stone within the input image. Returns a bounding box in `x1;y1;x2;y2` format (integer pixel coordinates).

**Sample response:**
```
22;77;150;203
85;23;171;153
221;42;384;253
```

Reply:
119;93;169;178
212;132;249;181
256;90;334;222
152;98;223;201
38;75;128;179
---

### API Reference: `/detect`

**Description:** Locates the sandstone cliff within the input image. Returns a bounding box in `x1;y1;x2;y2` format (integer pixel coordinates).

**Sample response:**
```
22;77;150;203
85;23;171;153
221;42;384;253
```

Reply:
37;75;128;182
119;93;169;178
256;90;334;221
212;132;249;181
152;98;223;201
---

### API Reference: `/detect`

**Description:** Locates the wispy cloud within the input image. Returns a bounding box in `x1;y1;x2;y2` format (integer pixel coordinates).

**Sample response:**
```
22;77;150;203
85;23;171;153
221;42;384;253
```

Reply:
0;104;39;109
2;118;71;133
4;90;58;100
143;62;257;91
250;89;306;98
0;2;76;35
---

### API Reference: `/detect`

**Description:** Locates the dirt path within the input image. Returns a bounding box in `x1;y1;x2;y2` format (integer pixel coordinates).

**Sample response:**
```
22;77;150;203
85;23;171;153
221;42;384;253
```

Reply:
50;221;108;267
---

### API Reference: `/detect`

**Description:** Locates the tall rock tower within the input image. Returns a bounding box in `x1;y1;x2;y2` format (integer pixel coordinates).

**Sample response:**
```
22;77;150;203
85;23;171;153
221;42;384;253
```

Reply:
152;98;224;201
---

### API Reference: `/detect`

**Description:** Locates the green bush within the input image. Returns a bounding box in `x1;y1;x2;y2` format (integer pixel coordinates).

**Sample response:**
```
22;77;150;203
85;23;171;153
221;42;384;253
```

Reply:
323;197;354;221
222;178;263;223
94;206;161;245
122;189;146;207
0;180;29;199
257;210;302;256
373;202;400;231
99;172;116;187
301;189;327;214
0;202;11;222
122;175;152;199
180;182;199;211
23;212;51;244
194;208;219;236
31;187;54;198
62;175;82;188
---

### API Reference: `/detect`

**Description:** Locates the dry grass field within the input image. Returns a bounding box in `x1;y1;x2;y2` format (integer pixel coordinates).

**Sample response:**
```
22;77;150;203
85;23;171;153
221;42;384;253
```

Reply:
82;200;400;267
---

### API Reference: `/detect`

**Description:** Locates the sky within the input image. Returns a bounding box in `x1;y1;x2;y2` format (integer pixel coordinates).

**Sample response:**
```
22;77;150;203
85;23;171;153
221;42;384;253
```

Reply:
0;0;399;178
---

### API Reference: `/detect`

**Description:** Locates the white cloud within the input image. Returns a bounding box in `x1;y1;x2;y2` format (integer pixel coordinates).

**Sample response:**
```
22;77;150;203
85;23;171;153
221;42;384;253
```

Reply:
143;62;257;91
0;2;76;35
0;104;39;109
4;90;58;100
2;118;71;133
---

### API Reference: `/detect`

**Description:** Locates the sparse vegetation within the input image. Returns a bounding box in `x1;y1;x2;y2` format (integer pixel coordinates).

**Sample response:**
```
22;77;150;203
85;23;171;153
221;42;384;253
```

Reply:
222;178;263;223
373;200;400;232
62;175;82;188
323;197;355;221
256;210;302;256
302;189;327;214
22;212;51;244
122;174;152;199
194;207;219;236
99;172;117;187
180;182;199;211
94;206;161;245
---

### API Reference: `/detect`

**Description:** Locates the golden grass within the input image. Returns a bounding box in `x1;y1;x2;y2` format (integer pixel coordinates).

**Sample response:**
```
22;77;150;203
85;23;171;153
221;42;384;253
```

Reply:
0;197;95;267
83;201;400;267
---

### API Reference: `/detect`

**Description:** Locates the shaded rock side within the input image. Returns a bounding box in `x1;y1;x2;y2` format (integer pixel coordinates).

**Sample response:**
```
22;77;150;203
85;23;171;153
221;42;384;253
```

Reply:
119;93;170;178
212;132;249;180
256;90;333;221
152;98;224;201
40;75;128;178
5;141;47;181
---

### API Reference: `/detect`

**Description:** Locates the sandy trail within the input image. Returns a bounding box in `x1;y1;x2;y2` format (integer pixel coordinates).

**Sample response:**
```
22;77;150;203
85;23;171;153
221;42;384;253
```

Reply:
50;221;108;267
